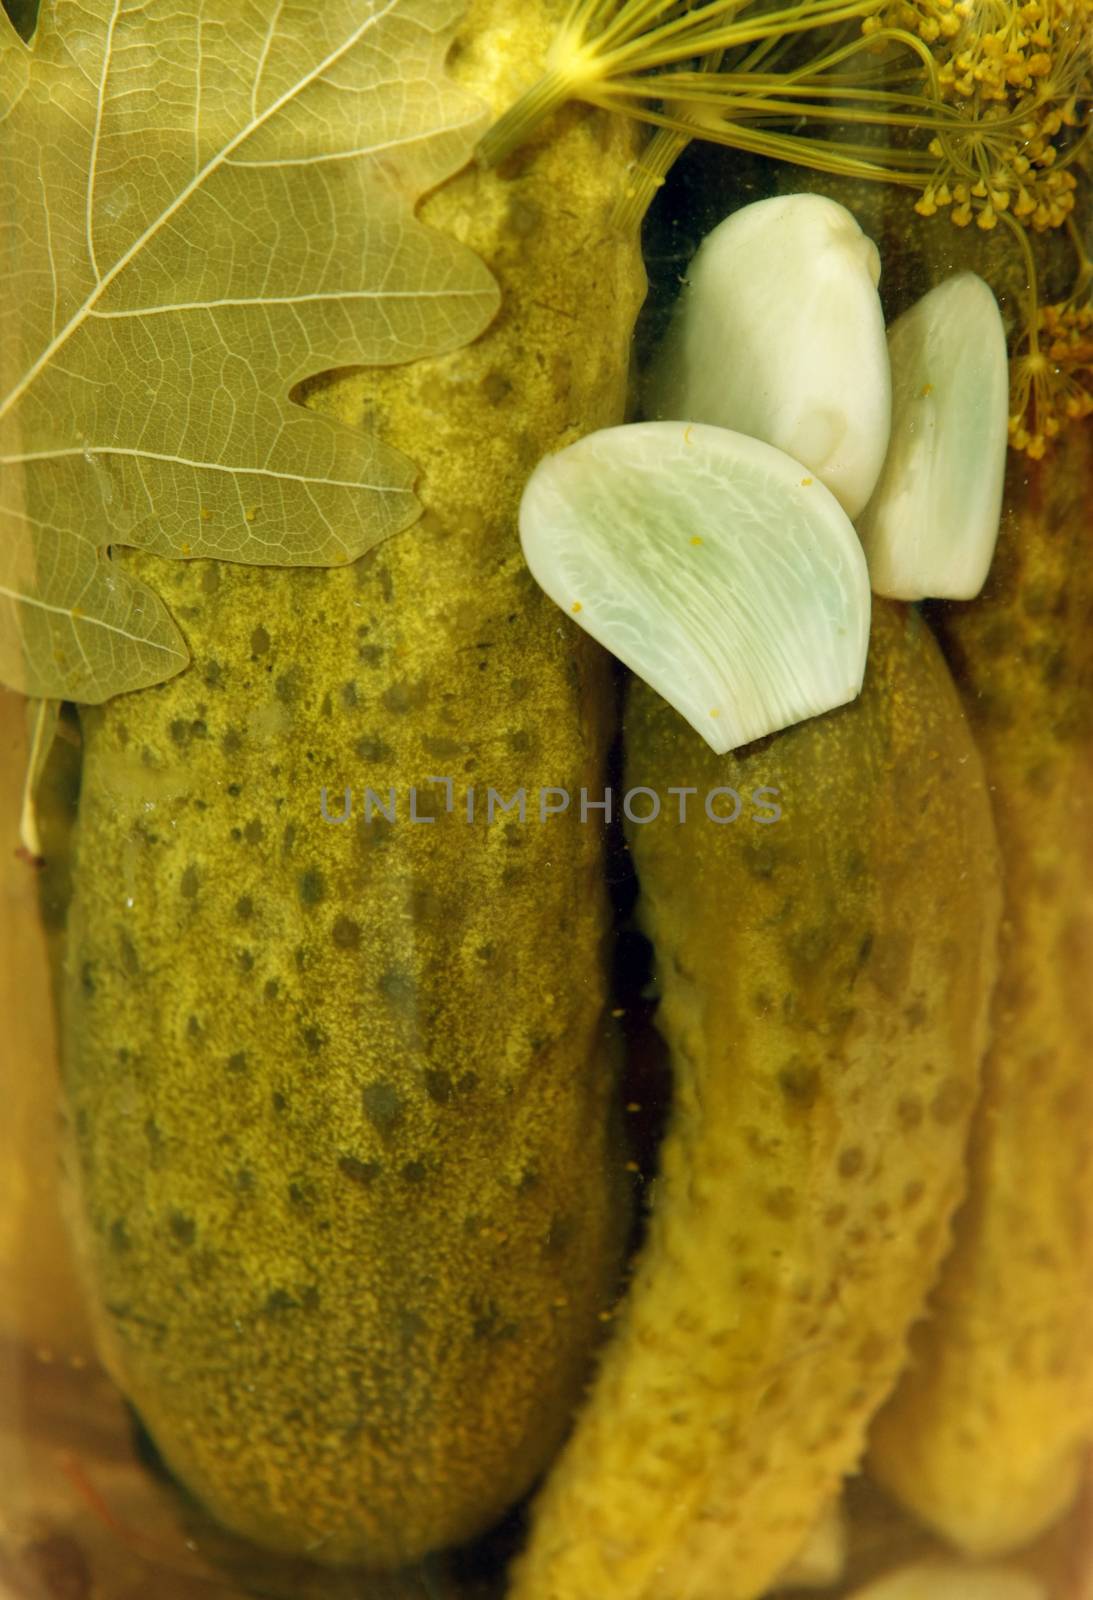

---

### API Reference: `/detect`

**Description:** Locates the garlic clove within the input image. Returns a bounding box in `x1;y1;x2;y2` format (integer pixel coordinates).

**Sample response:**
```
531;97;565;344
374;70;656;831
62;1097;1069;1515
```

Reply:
519;420;870;754
643;193;891;519
857;272;1008;600
846;1560;1046;1600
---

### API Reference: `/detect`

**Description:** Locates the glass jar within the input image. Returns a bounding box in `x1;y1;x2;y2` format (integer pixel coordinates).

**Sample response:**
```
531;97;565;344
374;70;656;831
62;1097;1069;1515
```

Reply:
2;0;1090;1595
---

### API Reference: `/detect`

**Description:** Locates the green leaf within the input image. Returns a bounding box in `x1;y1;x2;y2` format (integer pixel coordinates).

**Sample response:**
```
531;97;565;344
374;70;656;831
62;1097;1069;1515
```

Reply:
0;0;499;703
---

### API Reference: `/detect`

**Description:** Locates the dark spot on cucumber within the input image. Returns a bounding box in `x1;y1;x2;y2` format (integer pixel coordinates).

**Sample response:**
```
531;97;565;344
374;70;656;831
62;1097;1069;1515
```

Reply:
765;1186;797;1220
180;864;199;899
480;369;513;405
423;1069;452;1105
275;669;300;704
168;1213;196;1247
362;1081;402;1132
243;818;264;845
356;734;393;762
382;679;427;715
235;895;254;921
401;1160;426;1184
227;1051;247;1074
744;843;779;880
341;681;358;708
339;1155;380;1187
778;1060;818;1107
110;1219;131;1253
399;883;436;928
222;727;242;755
838;1147;865;1179
358;819;393;857
422;734;465;758
788;923;834;967
250;625;270;656
904;998;928;1028
271;1091;287;1114
331;916;360;950
898;1094;924;1130
844;848;867;879
297;867;325;906
264;1288;297;1314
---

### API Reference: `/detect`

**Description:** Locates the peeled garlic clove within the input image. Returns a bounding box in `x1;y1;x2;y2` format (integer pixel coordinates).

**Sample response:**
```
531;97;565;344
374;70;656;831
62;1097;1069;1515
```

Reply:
857;273;1008;600
643;193;891;519
519;420;870;754
847;1561;1046;1600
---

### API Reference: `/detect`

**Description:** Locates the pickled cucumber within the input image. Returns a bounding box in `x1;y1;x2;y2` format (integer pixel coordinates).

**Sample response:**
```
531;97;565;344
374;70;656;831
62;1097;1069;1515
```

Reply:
511;600;1001;1600
869;427;1093;1553
56;0;644;1565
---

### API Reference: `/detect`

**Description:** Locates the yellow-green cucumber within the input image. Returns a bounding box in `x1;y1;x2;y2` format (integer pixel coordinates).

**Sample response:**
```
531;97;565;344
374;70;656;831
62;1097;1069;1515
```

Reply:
511;600;1001;1600
869;426;1093;1554
57;0;644;1565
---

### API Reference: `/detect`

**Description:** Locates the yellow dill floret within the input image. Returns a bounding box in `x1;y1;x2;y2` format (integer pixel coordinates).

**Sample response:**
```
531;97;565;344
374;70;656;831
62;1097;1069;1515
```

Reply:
880;0;1092;231
1009;298;1093;456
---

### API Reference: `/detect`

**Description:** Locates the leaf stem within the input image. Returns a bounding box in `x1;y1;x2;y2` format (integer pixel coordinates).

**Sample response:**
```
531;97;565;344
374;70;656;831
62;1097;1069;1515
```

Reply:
476;65;585;167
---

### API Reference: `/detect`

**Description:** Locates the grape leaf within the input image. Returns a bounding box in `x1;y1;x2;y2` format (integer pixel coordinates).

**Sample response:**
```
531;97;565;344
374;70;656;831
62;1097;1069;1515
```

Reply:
0;0;499;703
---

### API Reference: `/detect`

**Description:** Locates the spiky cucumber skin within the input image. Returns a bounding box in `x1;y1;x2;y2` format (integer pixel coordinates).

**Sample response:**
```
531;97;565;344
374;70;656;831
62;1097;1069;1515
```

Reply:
869;426;1093;1555
511;600;1001;1600
56;0;644;1567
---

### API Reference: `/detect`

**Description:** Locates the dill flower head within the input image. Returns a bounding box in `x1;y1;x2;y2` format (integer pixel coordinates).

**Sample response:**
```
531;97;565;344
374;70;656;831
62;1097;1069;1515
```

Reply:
477;0;1092;455
1010;296;1093;454
868;0;1093;231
